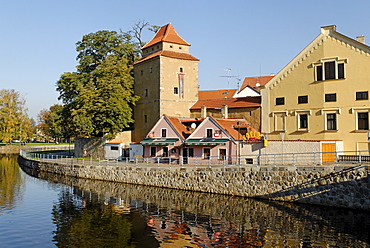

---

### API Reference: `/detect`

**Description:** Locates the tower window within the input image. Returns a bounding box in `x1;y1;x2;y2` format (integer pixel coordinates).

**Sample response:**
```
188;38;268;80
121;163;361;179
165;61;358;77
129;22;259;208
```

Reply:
150;67;152;73
140;70;143;76
144;89;148;97
174;87;178;94
144;115;147;123
180;67;183;73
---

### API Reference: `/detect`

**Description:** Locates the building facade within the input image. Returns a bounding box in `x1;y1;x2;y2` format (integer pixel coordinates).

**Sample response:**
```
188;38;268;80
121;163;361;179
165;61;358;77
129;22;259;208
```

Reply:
261;25;370;152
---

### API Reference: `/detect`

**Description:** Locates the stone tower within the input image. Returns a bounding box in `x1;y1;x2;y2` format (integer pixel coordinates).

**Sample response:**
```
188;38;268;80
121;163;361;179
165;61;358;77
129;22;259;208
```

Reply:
133;24;199;142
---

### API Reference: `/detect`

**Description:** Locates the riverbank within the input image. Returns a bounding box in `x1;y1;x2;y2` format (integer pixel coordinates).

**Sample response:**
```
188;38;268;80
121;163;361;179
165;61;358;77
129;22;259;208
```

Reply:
18;155;370;210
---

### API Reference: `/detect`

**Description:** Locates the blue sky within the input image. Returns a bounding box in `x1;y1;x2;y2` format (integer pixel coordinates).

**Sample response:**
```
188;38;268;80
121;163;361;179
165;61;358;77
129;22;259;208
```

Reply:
1;0;369;120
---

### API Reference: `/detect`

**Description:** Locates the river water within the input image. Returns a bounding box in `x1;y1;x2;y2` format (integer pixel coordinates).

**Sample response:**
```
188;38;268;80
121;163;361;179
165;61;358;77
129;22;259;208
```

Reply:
1;154;370;247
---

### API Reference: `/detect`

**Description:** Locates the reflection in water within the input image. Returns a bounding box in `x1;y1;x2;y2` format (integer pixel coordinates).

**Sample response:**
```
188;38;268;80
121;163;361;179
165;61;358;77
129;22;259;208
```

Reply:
20;162;370;247
0;154;23;212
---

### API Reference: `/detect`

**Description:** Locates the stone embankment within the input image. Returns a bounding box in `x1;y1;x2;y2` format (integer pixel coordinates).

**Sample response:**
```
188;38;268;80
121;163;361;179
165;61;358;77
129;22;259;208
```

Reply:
18;156;370;210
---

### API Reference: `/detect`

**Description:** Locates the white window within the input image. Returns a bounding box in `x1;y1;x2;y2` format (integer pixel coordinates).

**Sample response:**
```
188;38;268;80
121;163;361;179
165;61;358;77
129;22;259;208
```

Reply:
313;58;347;81
295;110;311;132
357;112;369;130
326;113;337;130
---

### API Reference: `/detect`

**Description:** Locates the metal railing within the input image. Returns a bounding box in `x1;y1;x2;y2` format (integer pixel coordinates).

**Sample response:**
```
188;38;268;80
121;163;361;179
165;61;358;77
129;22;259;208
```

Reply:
19;148;370;169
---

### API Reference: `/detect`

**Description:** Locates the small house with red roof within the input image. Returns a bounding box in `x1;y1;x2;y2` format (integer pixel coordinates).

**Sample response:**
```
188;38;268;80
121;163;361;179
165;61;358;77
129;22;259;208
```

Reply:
140;114;263;164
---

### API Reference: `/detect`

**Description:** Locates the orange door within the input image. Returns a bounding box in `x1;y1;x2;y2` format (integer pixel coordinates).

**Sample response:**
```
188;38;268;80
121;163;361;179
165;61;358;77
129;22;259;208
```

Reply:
322;143;335;164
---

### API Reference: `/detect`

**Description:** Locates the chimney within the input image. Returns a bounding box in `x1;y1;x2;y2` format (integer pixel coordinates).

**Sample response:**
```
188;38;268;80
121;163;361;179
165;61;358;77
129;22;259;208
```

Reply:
356;35;365;44
221;105;228;119
201;105;207;118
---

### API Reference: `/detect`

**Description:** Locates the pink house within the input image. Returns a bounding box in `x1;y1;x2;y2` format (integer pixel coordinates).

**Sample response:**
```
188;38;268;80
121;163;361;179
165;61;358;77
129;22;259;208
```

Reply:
141;115;256;164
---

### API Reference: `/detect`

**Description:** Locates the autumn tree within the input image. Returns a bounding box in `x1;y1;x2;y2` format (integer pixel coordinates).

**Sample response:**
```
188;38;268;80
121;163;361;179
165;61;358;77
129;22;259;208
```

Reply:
37;104;64;142
0;89;33;143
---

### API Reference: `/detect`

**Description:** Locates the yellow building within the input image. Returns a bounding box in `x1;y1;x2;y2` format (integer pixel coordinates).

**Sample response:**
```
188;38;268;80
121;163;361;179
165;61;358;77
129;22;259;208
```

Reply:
261;25;370;152
133;24;199;142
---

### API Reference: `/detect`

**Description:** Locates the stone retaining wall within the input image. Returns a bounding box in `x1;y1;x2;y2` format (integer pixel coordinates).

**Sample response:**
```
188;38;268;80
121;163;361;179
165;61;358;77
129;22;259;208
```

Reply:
18;156;370;210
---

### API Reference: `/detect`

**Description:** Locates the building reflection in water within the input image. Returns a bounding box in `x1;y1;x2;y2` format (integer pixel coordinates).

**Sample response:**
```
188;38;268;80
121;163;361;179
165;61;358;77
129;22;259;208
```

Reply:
21;166;370;247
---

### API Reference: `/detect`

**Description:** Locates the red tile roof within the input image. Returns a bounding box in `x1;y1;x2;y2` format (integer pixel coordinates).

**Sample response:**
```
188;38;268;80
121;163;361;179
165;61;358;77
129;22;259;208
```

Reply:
165;115;189;140
198;89;237;100
239;75;273;92
211;118;253;141
134;50;199;65
142;24;190;49
190;97;261;110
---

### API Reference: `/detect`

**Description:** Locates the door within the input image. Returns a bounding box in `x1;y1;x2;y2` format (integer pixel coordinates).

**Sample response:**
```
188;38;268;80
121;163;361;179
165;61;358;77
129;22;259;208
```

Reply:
182;148;188;164
322;143;335;164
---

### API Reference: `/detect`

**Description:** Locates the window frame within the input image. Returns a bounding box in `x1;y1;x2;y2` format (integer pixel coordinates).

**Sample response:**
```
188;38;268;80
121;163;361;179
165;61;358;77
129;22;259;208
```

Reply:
218;148;227;160
206;128;213;138
203;147;211;160
275;97;285;106
299;113;308;130
150;146;157;157
357;112;369;130
110;146;119;151
325;93;337;102
161;128;167;138
298;95;308;104
326;113;337;131
356;91;369;101
314;58;347;81
162;147;169;157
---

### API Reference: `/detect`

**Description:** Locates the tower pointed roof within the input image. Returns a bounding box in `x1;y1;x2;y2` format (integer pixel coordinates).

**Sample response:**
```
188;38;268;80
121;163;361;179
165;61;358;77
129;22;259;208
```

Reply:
142;23;191;49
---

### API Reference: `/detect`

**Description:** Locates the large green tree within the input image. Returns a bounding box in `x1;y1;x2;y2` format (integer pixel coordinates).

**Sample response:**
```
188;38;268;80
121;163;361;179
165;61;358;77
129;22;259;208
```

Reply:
0;89;34;143
56;30;140;138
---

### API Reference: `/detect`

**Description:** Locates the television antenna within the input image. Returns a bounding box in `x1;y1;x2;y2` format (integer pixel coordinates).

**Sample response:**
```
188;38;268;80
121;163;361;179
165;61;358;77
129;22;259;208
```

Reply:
219;68;238;89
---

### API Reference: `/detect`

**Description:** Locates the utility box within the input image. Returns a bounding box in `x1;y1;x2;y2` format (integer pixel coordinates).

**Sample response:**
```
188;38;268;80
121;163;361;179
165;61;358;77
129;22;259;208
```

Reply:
129;143;143;161
105;142;125;160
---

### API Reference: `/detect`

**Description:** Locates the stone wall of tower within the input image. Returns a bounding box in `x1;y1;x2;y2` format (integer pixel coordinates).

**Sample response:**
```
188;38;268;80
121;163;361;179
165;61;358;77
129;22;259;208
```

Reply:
133;57;161;143
158;56;198;117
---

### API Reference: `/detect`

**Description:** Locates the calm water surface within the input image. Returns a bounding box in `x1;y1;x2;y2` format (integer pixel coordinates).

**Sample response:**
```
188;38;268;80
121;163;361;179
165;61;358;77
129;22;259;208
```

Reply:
1;154;370;247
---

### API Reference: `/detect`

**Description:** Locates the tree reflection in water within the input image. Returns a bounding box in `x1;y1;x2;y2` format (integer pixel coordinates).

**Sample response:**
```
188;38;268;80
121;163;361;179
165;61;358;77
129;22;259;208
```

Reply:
51;187;158;248
0;154;23;213
20;166;370;247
